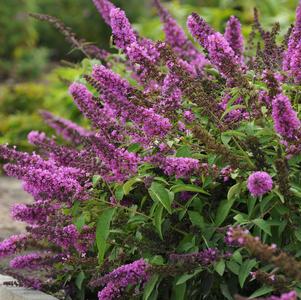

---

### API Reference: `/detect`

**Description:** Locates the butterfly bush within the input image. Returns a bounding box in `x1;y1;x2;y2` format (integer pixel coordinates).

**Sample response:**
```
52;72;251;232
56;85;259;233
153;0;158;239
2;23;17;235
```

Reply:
2;0;301;299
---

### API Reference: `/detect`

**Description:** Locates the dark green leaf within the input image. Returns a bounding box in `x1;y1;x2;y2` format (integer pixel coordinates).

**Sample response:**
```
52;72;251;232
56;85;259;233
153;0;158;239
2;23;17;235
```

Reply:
75;271;85;290
249;286;274;299
253;219;272;236
176;269;202;285
215;198;235;226
154;204;164;240
188;211;205;229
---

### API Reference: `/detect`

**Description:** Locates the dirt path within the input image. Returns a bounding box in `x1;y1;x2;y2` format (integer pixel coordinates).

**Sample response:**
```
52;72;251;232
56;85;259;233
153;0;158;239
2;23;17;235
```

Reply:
0;177;32;240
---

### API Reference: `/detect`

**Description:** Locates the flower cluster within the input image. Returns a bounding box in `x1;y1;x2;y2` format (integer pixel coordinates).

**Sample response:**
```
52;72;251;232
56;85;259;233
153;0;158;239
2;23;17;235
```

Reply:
93;259;150;300
247;171;273;197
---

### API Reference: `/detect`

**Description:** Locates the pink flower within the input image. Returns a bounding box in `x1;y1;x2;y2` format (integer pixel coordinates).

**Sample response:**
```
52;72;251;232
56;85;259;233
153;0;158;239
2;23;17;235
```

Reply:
247;171;273;197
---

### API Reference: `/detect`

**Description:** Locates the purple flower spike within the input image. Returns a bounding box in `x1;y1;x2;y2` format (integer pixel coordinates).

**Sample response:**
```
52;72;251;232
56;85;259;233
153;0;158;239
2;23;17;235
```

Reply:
265;291;297;300
163;157;200;178
95;259;150;300
110;8;137;52
40;110;91;145
247;171;273;197
187;12;215;49
154;0;207;69
283;1;301;72
0;234;28;258
272;93;301;139
289;39;301;83
224;16;244;64
207;32;243;85
92;0;115;25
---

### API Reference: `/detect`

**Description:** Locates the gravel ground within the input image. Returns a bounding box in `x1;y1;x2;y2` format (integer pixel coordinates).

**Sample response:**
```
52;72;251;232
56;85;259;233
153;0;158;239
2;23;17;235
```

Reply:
0;177;32;241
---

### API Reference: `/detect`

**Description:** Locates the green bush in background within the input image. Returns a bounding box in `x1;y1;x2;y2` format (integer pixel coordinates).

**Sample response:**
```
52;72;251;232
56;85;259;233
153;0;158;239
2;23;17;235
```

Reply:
0;59;97;151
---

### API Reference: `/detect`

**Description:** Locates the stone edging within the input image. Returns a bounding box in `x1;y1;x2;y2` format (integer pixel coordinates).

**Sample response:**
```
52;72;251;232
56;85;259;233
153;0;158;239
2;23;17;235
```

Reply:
0;274;58;300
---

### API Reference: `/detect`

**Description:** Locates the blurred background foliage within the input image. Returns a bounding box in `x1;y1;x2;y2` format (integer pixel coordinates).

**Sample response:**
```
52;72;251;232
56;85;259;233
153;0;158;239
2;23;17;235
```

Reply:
0;0;299;150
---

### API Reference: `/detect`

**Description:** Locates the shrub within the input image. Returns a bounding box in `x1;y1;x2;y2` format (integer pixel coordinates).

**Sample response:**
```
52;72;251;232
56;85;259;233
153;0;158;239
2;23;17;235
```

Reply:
1;0;301;300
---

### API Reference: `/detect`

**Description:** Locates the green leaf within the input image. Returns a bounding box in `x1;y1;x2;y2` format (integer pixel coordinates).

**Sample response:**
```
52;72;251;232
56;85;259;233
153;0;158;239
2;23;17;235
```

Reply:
249;286;274;299
215;198;235;226
238;259;257;288
96;208;116;264
92;175;101;187
176;146;193;158
295;228;301;242
143;275;159;300
123;177;142;195
149;182;172;214
227;182;243;201
75;271;85;290
171;184;209;195
114;185;124;201
74;214;85;232
220;284;233;300
214;259;225;276
253;219;272;236
221;104;246;120
226;261;240;275
172;282;186;300
188;211;205;229
176;268;202;285
127;143;141;153
154;204;164;240
232;250;242;265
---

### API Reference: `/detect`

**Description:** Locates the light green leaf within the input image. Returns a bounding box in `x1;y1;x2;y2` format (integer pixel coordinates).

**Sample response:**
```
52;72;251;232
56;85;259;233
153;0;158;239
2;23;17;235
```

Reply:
114;185;124;201
92;175;101;187
227;182;243;201
74;214;85;232
96;208;116;264
171;184;209;195
214;259;225;276
149;182;172;214
238;259;257;288
127;143;141;153
232;250;242;265
123;177;142;195
172;282;186;300
176;146;193;158
143;275;159;300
